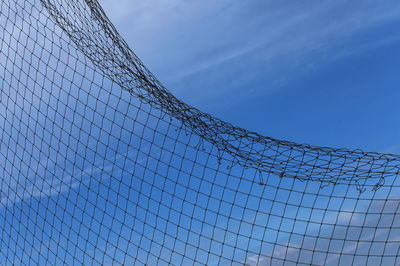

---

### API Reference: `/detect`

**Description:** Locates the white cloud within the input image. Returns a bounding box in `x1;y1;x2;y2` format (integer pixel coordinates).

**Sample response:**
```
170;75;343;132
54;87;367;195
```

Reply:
98;0;400;102
0;150;137;208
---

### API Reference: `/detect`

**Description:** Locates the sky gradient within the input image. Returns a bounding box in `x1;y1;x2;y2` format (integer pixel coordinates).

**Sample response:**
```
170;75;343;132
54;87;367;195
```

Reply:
99;0;400;154
1;0;400;265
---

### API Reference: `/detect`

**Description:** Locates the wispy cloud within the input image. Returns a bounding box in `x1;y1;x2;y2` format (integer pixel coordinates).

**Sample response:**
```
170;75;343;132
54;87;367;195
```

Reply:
242;199;400;265
0;150;139;208
98;0;400;103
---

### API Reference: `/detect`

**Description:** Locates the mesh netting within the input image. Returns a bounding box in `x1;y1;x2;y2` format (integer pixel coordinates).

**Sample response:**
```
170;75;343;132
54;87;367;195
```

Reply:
1;0;400;265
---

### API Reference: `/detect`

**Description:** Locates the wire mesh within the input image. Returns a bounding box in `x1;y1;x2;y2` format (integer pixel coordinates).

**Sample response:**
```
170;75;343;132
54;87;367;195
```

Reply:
0;0;399;265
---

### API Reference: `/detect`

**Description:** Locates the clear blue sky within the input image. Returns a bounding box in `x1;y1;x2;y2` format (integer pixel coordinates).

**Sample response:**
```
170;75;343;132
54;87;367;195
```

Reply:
1;0;400;265
100;0;400;154
96;1;400;264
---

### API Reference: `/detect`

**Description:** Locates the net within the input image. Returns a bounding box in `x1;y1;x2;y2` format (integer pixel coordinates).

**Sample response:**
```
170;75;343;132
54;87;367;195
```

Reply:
0;0;399;265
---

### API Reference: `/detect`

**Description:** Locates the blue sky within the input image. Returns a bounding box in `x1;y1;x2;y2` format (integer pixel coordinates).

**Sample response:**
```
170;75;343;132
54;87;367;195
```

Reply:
99;0;400;154
1;0;400;265
96;1;400;264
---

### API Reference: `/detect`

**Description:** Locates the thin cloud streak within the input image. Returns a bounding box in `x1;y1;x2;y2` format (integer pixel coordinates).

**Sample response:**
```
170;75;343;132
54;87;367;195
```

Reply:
0;150;139;208
98;0;400;102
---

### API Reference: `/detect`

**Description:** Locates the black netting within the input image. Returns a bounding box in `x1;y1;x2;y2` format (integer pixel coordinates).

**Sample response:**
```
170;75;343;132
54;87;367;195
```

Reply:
0;0;399;265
